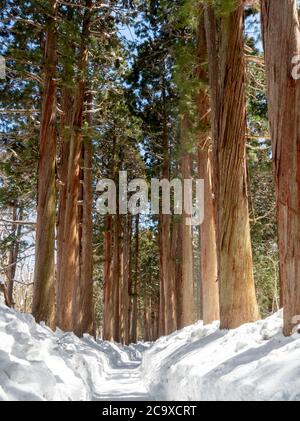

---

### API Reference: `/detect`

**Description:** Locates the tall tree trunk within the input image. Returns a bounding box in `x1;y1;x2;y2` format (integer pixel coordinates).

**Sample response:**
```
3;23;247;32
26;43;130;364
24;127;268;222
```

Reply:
161;81;177;335
57;86;73;292
32;0;57;328
198;150;219;324
162;211;176;334
158;217;166;336
261;0;300;336
56;84;73;329
112;212;121;342
120;215;131;344
176;220;183;327
57;105;82;332
205;3;259;329
56;0;92;332
6;205;17;306
154;296;159;340
103;137;117;341
197;13;219;324
103;214;114;341
120;220;126;344
150;295;159;341
161;215;175;333
127;216;132;341
170;221;178;328
143;279;151;342
6;205;23;307
130;215;139;343
76;93;94;337
149;296;154;341
179;116;194;329
56;7;75;328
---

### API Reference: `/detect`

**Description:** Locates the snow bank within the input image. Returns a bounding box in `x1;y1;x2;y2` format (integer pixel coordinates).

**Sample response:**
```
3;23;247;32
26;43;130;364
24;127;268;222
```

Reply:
1;294;300;401
0;299;147;401
142;311;300;401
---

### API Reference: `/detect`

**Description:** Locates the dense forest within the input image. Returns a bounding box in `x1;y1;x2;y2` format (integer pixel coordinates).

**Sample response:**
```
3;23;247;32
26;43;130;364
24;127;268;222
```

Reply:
0;0;299;346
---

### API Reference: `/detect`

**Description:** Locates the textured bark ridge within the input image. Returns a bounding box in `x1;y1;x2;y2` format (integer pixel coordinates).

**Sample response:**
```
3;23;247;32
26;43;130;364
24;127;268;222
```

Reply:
159;82;177;335
77;93;94;337
103;214;114;341
197;12;219;325
32;0;57;329
205;2;259;329
261;0;300;336
130;215;139;343
120;216;131;344
56;0;93;335
179;116;194;329
198;150;220;324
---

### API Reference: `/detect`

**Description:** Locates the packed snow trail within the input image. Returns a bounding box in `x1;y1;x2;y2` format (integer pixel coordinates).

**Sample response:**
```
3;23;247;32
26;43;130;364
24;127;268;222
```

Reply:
1;297;300;401
94;366;151;401
81;339;152;401
0;299;152;400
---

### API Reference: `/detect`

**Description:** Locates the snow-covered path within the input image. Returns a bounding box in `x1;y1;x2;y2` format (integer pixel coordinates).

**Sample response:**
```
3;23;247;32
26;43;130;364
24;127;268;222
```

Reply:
80;339;152;401
0;300;152;401
1;298;300;401
94;367;151;401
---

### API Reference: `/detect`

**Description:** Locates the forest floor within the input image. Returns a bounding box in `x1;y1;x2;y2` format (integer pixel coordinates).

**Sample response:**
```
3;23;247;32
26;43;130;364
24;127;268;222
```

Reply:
0;297;300;401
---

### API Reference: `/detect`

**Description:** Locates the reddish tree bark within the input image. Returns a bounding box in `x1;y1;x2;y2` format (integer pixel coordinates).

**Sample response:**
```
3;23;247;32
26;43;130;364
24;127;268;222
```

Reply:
120;216;131;344
205;2;259;329
261;0;300;336
56;0;92;333
103;214;114;341
32;0;57;328
196;13;219;324
198;150;219;324
130;215;139;343
76;94;94;336
179;116;194;329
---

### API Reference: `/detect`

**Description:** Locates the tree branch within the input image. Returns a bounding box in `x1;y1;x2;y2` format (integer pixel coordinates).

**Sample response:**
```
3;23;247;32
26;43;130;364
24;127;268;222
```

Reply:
0;219;36;226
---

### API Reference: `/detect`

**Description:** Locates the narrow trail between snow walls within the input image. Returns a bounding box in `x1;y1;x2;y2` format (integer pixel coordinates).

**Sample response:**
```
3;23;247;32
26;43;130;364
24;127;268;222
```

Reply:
81;338;153;401
93;367;151;401
1;300;300;401
0;299;152;401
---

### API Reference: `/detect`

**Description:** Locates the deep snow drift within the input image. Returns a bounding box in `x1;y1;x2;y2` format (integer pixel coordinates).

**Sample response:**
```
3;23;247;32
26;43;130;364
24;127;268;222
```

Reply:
0;297;300;401
142;313;300;401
